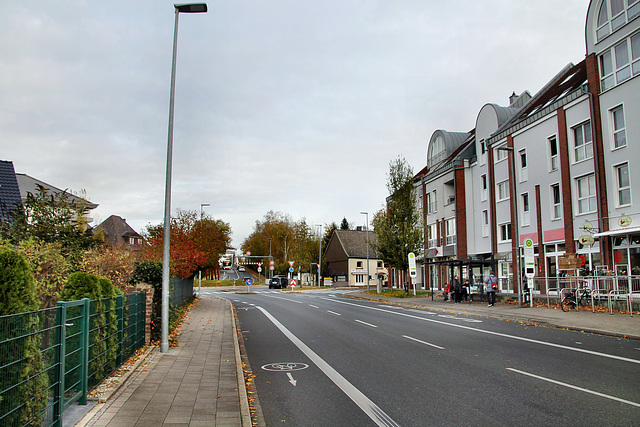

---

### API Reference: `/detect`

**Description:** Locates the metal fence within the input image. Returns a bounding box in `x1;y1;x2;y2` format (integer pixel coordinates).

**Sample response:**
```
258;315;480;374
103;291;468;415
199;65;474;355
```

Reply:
0;292;146;427
525;275;640;314
170;276;194;307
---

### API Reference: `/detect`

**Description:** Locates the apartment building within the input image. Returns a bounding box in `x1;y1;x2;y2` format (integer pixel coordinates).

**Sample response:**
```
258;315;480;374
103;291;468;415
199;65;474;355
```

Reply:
417;0;639;294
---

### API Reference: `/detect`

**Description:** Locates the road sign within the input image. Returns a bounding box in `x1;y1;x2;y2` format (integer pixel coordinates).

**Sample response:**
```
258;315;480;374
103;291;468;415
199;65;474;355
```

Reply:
270;265;274;271
245;278;253;286
408;252;417;278
288;261;295;267
289;267;294;273
290;279;297;287
270;260;275;266
523;238;535;279
257;267;262;272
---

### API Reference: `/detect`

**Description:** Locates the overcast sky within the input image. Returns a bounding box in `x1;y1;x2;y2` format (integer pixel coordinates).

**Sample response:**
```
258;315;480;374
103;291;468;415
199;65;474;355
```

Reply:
1;0;590;249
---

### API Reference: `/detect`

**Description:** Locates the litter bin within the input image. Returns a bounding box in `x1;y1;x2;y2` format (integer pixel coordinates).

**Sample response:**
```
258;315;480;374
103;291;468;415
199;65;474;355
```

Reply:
523;287;530;304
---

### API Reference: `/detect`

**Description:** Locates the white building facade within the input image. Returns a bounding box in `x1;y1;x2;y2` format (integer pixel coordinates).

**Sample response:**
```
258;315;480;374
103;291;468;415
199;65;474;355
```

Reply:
417;0;640;296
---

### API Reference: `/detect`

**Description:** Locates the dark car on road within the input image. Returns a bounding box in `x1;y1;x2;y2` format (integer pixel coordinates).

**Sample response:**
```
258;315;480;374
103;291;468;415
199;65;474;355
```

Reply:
269;275;288;289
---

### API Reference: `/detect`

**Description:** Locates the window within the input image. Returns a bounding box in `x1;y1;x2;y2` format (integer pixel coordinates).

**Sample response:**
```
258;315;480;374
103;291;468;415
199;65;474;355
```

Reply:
519;149;528;182
499;223;511;242
577;174;597;214
432;190;437;213
428;224;437;248
377;261;383;268
357;261;363;268
573;121;593;162
599;33;640;90
481;174;487;201
445;218;456;246
425;192;432;214
522;193;530;226
482;210;489;237
355;274;364;283
497;180;510;201
596;0;640;42
430;135;446;165
495;145;508;162
615;163;631;206
611;106;627;148
551;184;562;220
548;136;558;171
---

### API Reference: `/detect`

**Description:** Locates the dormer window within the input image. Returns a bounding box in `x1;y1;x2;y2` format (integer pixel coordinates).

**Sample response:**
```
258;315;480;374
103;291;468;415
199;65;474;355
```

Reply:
429;135;446;165
596;0;640;42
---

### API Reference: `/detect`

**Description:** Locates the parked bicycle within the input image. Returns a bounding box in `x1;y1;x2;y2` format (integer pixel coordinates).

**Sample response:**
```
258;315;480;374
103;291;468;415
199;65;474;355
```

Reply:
561;288;591;312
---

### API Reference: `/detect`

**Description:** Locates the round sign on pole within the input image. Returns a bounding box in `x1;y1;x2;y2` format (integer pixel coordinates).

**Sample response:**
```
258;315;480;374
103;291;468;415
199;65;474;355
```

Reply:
245;278;252;286
257;267;262;272
289;266;294;273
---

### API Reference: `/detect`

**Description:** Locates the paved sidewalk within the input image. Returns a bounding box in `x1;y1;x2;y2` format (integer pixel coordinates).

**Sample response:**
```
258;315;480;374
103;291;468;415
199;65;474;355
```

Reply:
77;296;250;427
347;291;640;340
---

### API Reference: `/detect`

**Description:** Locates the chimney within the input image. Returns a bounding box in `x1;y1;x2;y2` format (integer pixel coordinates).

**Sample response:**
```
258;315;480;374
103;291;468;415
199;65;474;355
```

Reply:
509;91;519;106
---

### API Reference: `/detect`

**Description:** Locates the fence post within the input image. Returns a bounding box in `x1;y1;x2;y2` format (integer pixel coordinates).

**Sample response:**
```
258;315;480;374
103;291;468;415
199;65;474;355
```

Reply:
117;293;124;367
53;303;66;426
137;292;145;349
79;298;90;405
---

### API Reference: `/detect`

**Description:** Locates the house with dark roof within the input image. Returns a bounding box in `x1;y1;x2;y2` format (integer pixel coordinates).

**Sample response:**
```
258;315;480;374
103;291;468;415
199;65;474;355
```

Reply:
323;229;387;287
0;160;23;222
15;173;99;225
95;215;143;250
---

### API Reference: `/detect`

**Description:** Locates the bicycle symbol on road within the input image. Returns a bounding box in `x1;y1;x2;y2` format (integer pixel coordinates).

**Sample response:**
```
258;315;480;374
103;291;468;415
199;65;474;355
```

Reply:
261;362;309;372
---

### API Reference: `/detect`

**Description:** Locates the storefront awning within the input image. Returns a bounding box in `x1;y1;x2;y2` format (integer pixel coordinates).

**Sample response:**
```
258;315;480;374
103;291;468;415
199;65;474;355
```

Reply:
593;225;640;238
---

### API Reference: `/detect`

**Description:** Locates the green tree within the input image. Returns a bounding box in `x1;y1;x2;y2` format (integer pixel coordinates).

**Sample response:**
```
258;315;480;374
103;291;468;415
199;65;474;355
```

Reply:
339;217;351;230
372;156;422;291
0;245;48;426
0;185;98;269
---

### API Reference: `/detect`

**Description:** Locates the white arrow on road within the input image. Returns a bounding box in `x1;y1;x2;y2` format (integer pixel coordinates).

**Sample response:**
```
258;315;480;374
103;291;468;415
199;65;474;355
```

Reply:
287;373;297;386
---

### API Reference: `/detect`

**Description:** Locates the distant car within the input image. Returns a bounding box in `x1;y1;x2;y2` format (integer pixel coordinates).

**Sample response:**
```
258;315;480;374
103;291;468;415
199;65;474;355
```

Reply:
238;265;246;272
269;275;288;289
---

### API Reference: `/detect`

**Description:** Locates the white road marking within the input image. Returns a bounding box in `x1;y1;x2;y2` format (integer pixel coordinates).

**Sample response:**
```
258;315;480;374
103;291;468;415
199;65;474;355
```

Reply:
355;320;378;328
506;368;640;408
327;310;342;316
408;309;437;315
257;306;400;427
309;304;319;309
402;335;445;350
263;294;304;304
321;298;640;365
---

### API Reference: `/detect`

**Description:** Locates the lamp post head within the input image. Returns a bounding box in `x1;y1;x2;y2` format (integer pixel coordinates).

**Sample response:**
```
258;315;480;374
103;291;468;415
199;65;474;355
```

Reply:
175;3;207;13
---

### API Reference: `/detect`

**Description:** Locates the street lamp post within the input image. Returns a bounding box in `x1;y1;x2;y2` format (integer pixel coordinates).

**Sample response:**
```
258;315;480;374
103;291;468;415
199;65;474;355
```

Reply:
315;224;322;287
161;2;207;354
497;146;521;307
200;203;210;218
360;212;370;292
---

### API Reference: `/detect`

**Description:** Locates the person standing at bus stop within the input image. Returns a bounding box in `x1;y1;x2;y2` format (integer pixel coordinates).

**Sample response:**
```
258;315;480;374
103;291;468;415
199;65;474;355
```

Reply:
485;271;498;307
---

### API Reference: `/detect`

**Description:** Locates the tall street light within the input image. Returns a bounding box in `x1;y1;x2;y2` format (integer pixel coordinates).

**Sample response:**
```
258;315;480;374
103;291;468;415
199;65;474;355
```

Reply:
162;2;208;354
360;212;370;292
200;203;210;218
315;224;322;287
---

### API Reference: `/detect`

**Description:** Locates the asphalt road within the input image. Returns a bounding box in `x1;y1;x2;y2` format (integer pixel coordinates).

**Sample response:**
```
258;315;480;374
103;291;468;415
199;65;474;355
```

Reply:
204;287;640;426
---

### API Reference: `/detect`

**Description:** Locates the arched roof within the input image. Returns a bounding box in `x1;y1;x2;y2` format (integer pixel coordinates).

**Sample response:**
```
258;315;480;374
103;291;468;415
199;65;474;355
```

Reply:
426;130;471;169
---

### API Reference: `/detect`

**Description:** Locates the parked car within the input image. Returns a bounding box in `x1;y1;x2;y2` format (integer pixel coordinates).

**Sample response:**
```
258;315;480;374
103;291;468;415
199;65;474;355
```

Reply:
238;265;245;272
269;275;288;289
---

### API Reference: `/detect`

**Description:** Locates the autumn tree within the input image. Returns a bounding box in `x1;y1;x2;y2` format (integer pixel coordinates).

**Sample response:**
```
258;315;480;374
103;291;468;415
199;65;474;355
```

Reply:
241;211;321;276
372;156;422;291
142;209;230;279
